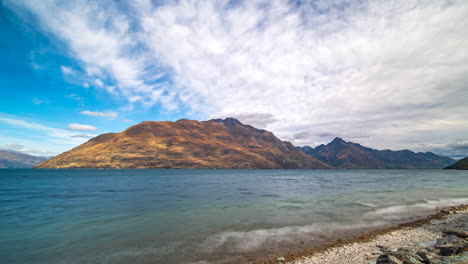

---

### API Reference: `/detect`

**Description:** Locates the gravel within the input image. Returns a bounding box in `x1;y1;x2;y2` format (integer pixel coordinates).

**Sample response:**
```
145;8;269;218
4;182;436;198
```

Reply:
291;210;468;264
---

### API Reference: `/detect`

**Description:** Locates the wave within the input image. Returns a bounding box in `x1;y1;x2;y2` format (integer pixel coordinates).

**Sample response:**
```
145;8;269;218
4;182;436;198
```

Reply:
367;197;468;216
356;201;378;208
200;198;468;256
200;221;385;254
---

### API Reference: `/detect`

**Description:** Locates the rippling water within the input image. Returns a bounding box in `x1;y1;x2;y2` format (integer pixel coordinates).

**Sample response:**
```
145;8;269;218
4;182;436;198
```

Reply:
1;169;467;263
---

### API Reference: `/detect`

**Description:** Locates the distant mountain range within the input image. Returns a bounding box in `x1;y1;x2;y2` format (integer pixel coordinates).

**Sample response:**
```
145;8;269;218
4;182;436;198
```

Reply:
35;118;330;169
444;157;468;170
31;119;458;169
0;150;48;168
297;137;455;169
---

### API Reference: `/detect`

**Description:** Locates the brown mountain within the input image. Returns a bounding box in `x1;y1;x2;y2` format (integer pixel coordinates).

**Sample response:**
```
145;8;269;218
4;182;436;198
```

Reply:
444;157;468;170
35;118;330;169
0;150;47;168
297;137;455;169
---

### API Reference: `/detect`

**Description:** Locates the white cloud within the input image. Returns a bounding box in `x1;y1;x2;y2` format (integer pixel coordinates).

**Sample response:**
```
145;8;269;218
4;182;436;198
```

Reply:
70;133;96;139
6;0;468;154
0;143;56;156
65;93;84;101
215;113;278;129
6;0;169;107
60;65;72;75
66;123;98;131
137;0;468;151
94;78;104;88
32;98;49;105
80;110;118;119
0;117;99;153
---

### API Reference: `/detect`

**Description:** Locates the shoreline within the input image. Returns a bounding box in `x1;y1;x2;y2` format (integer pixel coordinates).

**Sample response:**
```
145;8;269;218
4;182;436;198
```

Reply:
253;204;468;264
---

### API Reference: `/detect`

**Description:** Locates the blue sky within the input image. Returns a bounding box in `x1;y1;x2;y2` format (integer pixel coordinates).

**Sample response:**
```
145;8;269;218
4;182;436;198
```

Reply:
1;0;468;158
0;0;195;156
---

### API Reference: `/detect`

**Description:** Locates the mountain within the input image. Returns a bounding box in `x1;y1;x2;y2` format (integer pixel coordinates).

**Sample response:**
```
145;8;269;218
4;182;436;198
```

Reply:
35;118;330;169
0;150;48;168
297;137;455;169
444;157;468;170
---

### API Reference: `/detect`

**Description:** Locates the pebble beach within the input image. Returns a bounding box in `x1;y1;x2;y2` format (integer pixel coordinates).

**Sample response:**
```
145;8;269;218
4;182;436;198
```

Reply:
269;205;468;264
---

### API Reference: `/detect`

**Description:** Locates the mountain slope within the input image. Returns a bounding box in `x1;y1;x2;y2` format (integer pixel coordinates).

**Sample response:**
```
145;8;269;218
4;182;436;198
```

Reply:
297;137;455;169
0;150;47;168
444;157;468;170
35;118;330;169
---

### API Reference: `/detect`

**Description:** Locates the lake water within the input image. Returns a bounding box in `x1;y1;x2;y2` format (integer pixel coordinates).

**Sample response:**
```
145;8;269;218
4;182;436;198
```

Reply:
1;169;467;263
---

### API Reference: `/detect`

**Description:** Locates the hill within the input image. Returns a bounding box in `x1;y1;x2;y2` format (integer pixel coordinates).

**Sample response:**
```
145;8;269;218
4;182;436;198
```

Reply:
444;157;468;170
297;137;455;169
0;150;47;168
35;118;330;169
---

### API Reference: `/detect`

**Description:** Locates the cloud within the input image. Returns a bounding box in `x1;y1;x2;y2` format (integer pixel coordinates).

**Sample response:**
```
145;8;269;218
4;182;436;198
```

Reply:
412;139;468;160
94;78;104;88
0;144;26;151
6;0;468;155
65;93;84;102
6;0;170;108
32;98;49;105
448;140;468;151
80;110;118;119
66;123;98;131
60;65;72;74
0;117;99;149
70;133;96;139
292;131;313;141
0;143;56;156
216;113;278;128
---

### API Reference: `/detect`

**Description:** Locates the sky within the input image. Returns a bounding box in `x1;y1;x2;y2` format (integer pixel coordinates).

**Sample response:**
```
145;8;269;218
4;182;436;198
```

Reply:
0;0;467;159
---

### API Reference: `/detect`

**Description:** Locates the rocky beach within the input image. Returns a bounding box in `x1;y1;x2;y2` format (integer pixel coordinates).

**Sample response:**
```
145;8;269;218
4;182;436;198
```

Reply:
267;205;468;264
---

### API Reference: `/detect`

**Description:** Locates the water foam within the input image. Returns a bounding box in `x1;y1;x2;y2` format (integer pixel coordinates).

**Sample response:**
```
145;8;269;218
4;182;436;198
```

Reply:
367;197;468;216
201;221;385;254
356;201;378;208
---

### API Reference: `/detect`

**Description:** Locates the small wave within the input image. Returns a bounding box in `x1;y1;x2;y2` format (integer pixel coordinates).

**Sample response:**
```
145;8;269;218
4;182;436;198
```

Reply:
278;205;303;210
201;221;384;254
356;201;377;208
260;194;280;198
367;197;468;216
367;204;433;215
278;199;307;204
425;197;468;206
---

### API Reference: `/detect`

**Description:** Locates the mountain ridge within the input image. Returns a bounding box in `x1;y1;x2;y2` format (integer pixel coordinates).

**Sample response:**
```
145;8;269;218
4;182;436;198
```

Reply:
444;157;468;170
35;118;330;169
0;150;48;168
297;137;455;169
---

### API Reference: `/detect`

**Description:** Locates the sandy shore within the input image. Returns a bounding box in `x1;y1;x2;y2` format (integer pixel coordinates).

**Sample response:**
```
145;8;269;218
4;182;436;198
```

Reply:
261;205;468;264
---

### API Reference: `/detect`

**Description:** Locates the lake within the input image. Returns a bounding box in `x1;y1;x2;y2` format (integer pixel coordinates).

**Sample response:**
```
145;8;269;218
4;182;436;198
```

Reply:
1;169;467;263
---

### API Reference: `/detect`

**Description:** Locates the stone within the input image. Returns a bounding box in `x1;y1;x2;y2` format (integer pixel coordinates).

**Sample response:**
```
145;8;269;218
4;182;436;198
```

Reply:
438;245;461;256
377;245;391;252
376;254;404;264
459;243;468;254
277;256;286;262
397;247;415;254
442;229;468;239
436;235;464;246
416;249;441;263
376;252;424;264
